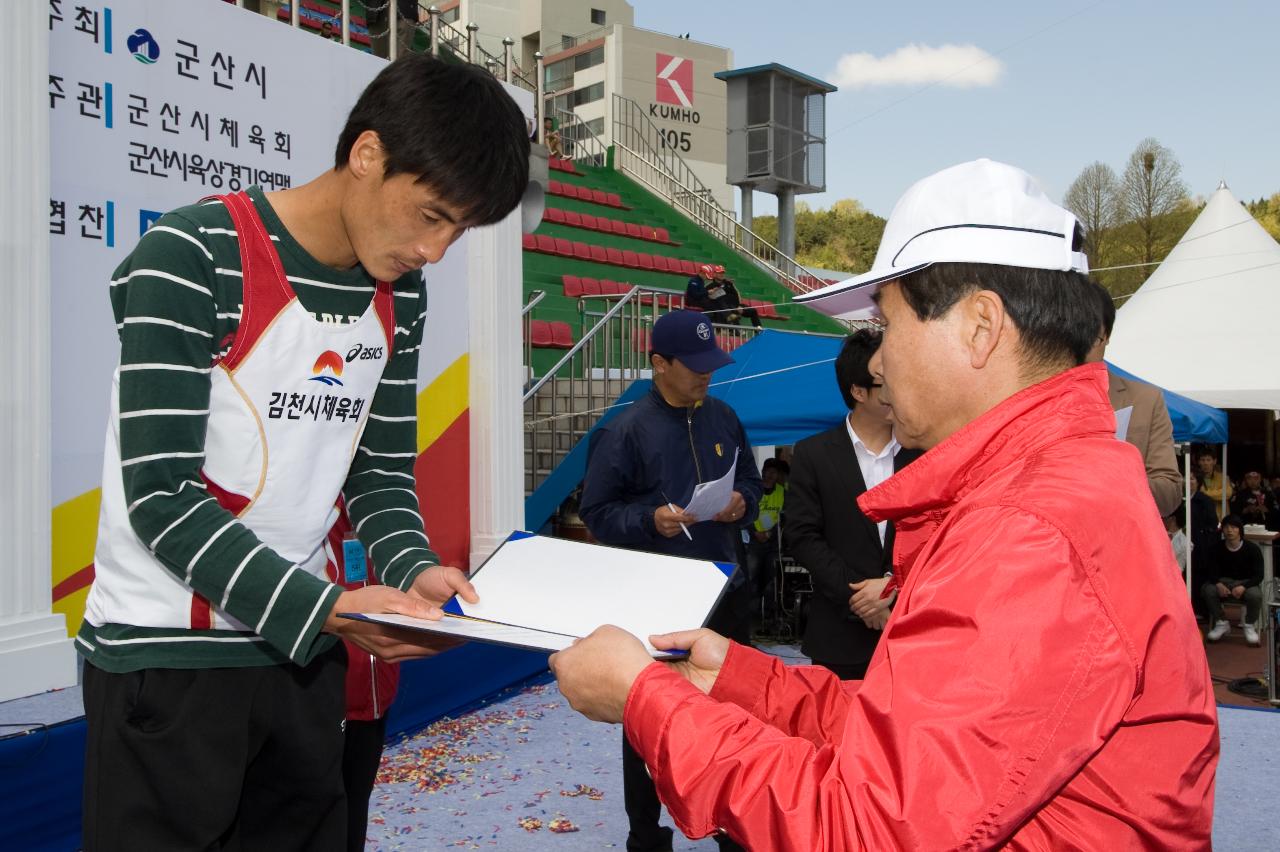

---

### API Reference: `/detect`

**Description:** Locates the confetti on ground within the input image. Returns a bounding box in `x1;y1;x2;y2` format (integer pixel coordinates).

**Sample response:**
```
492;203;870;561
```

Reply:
517;816;544;832
549;816;581;833
560;784;604;800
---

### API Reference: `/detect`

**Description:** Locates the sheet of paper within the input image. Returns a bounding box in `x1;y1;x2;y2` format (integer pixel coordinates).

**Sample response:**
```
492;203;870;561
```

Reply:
682;447;739;522
454;533;732;641
344;612;682;658
1115;405;1134;441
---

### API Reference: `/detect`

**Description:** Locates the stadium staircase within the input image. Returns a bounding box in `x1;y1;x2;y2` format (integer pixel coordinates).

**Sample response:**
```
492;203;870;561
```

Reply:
522;114;847;530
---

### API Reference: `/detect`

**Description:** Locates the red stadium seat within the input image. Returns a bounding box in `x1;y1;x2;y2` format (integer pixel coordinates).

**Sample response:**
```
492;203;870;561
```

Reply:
606;192;625;208
561;274;583;298
621;250;640;268
591;189;610;205
654;227;671;243
652;255;671;273
606;247;625;266
544;208;565;224
550;321;575;349
625;222;643;239
580;277;602;296
579;213;599;230
572;241;592;261
589;244;608;264
679;259;697;276
534;234;556;254
529;320;554;347
553;238;574;257
636;253;655;271
563;210;583;227
610;220;628;236
547;179;563;194
522;233;537;251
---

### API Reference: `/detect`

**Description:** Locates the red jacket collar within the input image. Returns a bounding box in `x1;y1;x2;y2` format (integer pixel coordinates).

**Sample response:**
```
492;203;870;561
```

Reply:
859;362;1114;525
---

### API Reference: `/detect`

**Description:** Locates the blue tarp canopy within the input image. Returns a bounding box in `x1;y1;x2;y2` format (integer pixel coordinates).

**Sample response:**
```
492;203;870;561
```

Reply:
709;330;1227;445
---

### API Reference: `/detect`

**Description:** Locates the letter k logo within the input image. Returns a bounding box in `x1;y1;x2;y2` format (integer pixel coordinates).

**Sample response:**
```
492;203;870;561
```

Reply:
656;54;693;108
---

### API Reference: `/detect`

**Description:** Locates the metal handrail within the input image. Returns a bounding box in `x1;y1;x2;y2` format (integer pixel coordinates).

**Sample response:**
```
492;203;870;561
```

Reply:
613;142;813;297
610;95;814;294
523;289;641;402
553;108;607;167
522;289;547;316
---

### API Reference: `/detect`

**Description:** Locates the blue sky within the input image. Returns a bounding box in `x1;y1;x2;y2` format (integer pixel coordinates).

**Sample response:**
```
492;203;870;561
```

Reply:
635;0;1280;217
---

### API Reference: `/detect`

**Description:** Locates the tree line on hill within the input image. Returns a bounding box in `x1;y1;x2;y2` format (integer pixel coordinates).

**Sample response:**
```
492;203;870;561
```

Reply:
751;138;1280;305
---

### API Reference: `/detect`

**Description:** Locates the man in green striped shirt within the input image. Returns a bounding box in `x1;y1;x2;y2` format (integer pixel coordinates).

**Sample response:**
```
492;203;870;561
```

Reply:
79;55;530;850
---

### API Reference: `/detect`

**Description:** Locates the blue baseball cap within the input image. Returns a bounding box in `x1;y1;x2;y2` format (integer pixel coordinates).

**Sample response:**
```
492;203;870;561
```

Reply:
651;310;734;374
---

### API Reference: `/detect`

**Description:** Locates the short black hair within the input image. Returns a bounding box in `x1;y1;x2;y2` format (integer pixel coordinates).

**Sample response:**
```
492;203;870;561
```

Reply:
335;54;530;226
893;263;1102;370
1091;280;1117;337
1221;514;1246;533
1196;448;1216;461
762;458;790;475
835;328;882;410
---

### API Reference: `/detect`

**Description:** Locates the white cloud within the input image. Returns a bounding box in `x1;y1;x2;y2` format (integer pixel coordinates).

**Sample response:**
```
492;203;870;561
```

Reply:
830;43;1004;90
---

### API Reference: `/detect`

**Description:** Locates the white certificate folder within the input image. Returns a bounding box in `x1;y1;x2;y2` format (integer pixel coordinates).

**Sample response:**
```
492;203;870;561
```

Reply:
343;531;736;657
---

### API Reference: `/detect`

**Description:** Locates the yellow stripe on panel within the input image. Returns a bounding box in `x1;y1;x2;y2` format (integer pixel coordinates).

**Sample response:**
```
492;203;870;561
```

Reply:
417;354;469;453
52;488;100;585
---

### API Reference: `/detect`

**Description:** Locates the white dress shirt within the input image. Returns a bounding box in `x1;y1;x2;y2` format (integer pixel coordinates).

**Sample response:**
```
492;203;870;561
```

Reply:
846;415;901;546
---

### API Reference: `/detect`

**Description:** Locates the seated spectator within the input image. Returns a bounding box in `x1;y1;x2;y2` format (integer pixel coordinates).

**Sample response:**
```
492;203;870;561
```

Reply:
544;117;564;158
1230;470;1279;530
706;265;762;329
684;264;716;312
1195;448;1233;520
1202;514;1264;645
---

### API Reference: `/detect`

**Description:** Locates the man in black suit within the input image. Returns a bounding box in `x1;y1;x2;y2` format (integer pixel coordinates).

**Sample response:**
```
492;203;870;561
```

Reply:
790;329;921;679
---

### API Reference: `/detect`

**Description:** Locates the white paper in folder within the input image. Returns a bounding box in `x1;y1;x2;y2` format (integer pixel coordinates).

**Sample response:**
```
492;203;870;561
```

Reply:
343;532;736;657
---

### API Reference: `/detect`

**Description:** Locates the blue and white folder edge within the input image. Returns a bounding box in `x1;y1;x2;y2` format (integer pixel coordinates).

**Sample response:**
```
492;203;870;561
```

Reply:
342;531;736;659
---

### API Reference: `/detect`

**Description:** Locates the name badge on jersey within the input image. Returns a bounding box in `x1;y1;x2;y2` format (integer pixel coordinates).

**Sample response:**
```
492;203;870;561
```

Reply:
342;534;368;584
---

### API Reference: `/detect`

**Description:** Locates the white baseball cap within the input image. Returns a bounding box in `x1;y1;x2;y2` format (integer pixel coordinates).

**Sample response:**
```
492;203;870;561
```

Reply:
794;159;1090;320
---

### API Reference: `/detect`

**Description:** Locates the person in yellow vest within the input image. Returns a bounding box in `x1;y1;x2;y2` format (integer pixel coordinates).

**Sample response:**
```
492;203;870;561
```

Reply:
746;458;788;616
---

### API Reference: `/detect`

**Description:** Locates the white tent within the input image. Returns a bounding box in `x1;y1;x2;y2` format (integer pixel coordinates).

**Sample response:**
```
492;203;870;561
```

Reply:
1107;184;1280;410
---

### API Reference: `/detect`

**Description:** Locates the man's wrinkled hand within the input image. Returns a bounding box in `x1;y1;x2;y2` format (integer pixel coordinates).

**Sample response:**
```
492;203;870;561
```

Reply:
649;628;729;695
549;625;655;723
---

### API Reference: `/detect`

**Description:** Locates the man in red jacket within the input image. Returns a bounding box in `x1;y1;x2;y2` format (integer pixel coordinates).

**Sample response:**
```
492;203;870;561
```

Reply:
550;159;1218;850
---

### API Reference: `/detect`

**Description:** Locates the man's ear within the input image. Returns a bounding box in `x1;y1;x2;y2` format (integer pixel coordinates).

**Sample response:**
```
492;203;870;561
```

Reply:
965;289;1007;370
348;130;384;180
850;384;869;405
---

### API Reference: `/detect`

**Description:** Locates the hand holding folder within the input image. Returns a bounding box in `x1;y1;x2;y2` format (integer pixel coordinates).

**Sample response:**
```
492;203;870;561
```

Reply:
343;533;737;659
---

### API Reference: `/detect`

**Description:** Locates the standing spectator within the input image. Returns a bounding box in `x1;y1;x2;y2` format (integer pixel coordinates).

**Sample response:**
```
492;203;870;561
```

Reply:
579;309;761;852
1086;282;1182;516
1230;470;1279;529
790;329;921;680
746;458;787;618
1196;448;1234;520
1202;514;1264;645
1187;468;1221;615
76;57;527;850
1165;509;1189;578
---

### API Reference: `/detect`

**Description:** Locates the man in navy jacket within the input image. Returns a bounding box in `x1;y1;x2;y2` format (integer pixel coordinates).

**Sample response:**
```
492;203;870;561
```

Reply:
580;309;761;852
